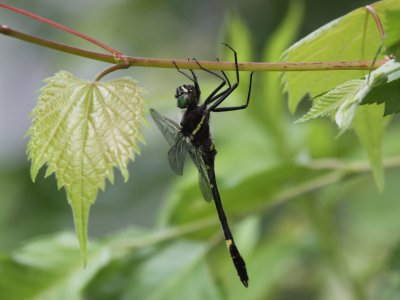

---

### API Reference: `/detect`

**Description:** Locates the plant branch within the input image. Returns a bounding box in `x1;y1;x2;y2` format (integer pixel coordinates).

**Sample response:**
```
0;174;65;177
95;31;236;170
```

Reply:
0;24;386;72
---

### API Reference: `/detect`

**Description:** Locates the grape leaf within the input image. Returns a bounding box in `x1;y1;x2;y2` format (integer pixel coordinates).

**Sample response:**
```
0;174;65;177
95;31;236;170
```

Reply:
282;0;400;113
297;60;399;188
297;79;365;123
363;78;400;115
26;71;146;265
362;60;400;115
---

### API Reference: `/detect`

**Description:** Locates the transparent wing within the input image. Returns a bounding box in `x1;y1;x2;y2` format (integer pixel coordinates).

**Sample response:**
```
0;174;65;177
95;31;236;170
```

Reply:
150;108;181;147
187;146;213;202
150;108;212;201
150;108;187;175
167;138;187;175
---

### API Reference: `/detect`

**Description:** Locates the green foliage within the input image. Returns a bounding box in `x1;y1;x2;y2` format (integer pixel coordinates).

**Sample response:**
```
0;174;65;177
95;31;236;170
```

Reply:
297;58;400;189
26;71;146;265
4;1;400;299
363;60;400;115
384;9;400;58
297;79;365;123
352;104;385;191
282;0;400;112
0;233;111;300
259;0;304;159
295;61;399;188
122;242;222;300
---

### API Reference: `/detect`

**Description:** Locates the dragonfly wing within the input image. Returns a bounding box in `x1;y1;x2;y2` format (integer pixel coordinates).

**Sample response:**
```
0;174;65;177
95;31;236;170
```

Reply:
151;108;188;175
188;146;213;202
167;138;187;175
150;108;181;147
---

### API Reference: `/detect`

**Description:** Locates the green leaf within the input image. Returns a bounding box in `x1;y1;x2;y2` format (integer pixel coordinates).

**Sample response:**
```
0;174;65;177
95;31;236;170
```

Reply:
26;71;146;265
362;60;400;115
352;104;385;191
299;60;400;130
297;60;396;189
282;0;400;113
297;79;365;123
0;233;111;300
384;9;400;58
122;241;222;300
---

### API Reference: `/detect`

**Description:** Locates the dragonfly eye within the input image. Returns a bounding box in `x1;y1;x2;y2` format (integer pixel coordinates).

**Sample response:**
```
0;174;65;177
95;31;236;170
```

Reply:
175;85;196;108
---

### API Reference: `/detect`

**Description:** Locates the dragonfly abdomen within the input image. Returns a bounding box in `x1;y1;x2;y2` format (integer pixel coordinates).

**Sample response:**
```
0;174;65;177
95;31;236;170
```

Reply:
203;153;249;287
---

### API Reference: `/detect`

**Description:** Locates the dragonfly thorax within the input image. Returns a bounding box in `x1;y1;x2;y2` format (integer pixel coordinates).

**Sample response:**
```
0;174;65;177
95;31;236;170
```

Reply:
175;84;198;108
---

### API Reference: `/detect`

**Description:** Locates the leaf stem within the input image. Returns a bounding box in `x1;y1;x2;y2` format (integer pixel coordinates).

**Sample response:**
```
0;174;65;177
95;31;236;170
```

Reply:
0;24;386;72
365;5;385;39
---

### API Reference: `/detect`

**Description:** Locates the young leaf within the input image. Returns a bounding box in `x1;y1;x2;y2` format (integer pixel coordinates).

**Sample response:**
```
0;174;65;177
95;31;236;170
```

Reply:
299;60;400;131
297;79;365;123
26;71;146;265
362;60;400;115
282;0;400;113
297;60;395;189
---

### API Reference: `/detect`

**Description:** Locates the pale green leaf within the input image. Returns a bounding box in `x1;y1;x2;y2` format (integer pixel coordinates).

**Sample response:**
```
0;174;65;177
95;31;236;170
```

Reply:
0;233;111;300
26;71;146;265
299;60;400;132
297;79;365;123
282;0;400;113
352;104;385;191
334;59;400;133
335;93;360;135
362;59;400;115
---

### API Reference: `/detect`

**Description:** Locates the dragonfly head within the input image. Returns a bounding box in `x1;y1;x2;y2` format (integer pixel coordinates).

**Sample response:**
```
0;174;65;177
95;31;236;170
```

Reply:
175;84;198;108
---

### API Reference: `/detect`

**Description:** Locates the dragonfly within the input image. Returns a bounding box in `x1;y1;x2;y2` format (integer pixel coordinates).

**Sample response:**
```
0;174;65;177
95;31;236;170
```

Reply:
150;44;254;287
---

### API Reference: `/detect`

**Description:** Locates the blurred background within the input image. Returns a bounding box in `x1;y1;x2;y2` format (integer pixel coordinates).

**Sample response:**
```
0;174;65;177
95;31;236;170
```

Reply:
2;0;400;299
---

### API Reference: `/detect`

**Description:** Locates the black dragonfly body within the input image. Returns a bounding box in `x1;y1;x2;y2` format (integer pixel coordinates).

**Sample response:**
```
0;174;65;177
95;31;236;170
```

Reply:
150;45;254;287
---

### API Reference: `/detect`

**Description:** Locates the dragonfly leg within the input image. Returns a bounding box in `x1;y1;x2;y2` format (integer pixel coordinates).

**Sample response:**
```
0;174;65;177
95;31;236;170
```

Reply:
173;60;201;97
203;44;242;106
211;71;254;112
192;57;228;104
206;44;252;112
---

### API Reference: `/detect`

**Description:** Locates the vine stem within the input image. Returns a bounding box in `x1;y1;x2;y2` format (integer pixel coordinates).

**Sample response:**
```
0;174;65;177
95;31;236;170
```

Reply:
0;24;386;72
0;2;388;74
